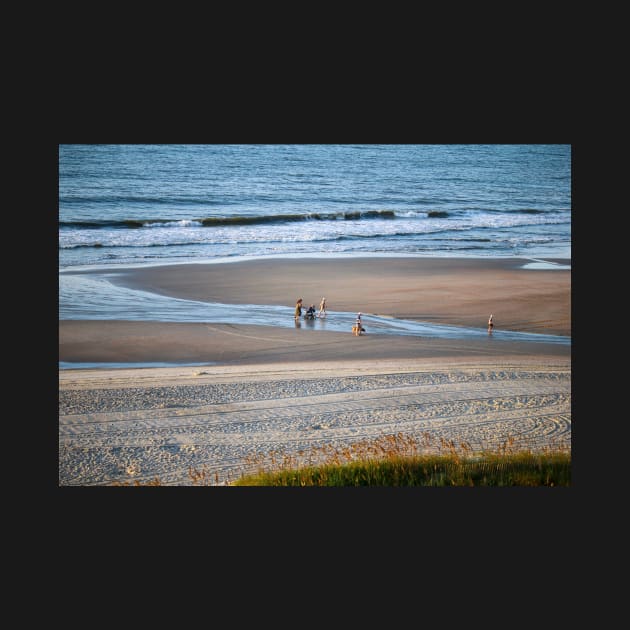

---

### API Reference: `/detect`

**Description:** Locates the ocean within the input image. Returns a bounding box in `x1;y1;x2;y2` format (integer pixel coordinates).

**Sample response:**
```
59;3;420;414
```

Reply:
59;144;571;358
59;144;570;268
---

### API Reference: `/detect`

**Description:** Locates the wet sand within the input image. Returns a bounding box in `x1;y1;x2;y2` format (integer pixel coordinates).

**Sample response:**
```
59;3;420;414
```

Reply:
110;256;571;335
62;256;571;366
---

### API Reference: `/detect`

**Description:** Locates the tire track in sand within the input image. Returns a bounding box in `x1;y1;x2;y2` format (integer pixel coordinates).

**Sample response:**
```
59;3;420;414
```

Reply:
59;364;571;486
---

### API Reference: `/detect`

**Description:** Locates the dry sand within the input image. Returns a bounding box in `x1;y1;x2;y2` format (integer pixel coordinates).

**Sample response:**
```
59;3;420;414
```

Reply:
59;256;571;486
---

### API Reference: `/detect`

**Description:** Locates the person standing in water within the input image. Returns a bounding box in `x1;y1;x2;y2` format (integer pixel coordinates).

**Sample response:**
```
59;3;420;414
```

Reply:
294;298;303;320
318;297;327;318
488;313;494;333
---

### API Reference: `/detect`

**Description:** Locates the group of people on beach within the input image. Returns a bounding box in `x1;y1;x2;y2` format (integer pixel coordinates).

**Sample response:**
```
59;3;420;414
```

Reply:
294;297;495;335
295;297;327;320
294;296;369;335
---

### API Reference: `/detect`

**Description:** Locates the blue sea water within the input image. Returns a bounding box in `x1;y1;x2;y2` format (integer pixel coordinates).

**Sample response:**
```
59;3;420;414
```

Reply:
59;144;571;360
59;144;570;268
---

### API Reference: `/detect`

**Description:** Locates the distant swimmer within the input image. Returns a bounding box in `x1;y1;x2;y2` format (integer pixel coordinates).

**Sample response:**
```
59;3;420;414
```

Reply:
488;313;494;333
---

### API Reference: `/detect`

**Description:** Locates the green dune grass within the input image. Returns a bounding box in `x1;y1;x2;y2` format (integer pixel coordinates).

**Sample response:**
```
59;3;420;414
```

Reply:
232;451;570;486
115;432;570;486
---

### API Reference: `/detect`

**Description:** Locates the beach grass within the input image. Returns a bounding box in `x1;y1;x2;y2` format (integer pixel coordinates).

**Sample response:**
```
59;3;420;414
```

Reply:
231;432;570;486
231;450;570;486
112;432;570;487
231;434;570;486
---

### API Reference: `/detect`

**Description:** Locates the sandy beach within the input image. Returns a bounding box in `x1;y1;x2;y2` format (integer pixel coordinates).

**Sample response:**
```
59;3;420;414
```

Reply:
59;256;571;486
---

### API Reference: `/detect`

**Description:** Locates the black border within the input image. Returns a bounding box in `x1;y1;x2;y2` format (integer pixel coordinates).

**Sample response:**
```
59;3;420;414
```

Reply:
49;96;580;570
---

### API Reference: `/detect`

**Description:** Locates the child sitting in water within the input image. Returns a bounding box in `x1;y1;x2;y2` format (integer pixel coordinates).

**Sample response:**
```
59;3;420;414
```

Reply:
356;312;366;333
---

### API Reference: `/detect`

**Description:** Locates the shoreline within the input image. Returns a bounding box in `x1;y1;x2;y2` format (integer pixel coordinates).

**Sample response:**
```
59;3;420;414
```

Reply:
60;251;571;274
59;320;570;368
60;255;570;367
111;256;571;334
